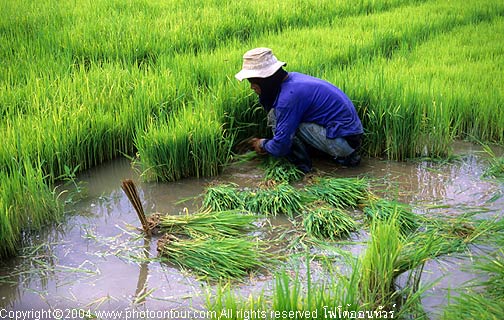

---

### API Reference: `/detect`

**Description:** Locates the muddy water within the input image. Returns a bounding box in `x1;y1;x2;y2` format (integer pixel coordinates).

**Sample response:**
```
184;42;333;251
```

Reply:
0;142;502;318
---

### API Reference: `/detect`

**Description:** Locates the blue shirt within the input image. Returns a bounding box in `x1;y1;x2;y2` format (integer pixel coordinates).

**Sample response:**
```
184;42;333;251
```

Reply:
263;72;363;157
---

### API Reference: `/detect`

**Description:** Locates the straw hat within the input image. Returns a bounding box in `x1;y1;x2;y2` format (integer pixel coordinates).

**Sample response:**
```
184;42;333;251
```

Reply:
235;47;286;81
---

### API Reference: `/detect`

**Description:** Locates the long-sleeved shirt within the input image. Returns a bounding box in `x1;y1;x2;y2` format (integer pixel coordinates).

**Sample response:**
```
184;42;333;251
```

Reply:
263;72;363;157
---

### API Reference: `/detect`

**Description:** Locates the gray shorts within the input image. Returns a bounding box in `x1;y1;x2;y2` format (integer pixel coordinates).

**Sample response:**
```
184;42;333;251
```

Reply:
267;109;355;158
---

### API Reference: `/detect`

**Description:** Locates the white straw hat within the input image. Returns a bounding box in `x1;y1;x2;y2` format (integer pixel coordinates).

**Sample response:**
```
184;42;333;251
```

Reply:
235;47;286;81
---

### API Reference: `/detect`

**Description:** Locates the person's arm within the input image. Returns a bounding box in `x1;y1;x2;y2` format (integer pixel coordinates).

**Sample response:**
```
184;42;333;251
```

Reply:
250;138;267;155
262;104;302;157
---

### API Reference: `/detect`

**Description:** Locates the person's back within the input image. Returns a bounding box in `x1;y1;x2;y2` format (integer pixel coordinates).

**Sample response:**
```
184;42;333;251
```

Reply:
276;72;363;141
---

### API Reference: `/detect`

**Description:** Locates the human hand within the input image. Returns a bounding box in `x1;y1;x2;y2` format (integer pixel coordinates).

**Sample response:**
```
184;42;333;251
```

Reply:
250;138;267;155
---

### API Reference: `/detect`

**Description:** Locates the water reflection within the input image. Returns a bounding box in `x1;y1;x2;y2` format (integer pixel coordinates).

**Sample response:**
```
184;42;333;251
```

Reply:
133;238;151;305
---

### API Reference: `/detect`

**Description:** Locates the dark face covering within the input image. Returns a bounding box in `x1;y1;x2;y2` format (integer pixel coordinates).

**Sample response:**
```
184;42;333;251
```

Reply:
250;68;288;111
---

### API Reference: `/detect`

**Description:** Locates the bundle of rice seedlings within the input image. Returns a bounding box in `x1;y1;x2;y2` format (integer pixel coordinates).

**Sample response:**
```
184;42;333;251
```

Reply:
304;177;369;209
363;199;419;234
243;183;306;218
158;209;257;238
201;183;244;211
303;207;357;240
157;234;269;281
261;156;304;183
359;217;403;310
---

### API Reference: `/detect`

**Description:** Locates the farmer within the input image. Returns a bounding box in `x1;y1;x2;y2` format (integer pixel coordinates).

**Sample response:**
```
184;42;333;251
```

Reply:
235;47;364;173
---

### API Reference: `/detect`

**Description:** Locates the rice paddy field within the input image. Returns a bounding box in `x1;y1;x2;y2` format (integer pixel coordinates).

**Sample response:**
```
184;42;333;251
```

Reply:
1;0;504;319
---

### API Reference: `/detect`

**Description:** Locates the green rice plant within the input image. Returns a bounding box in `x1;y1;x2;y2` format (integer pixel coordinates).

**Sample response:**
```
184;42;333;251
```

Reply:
363;198;420;234
304;177;369;209
302;207;357;241
442;249;504;319
243;183;306;218
261;156;305;183
423;212;499;245
206;237;435;318
158;209;257;238
357;211;441;318
157;235;269;281
395;214;500;277
201;183;244;212
359;217;403;310
442;292;504;320
473;249;504;300
205;283;267;320
135;107;234;182
396;231;464;276
206;256;366;319
0;158;62;258
481;144;504;181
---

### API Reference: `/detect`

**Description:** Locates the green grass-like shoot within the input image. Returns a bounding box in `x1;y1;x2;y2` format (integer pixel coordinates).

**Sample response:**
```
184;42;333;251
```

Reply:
304;177;369;209
363;198;419;234
202;183;244;212
261;157;305;183
158;209;257;238
303;207;357;240
243;183;306;218
158;235;269;281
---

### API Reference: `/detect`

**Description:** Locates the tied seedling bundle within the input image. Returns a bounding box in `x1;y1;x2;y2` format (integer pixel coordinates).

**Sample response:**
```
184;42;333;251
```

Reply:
123;180;271;281
303;206;358;241
156;210;273;281
201;183;244;212
158;209;257;238
363;199;419;234
157;234;270;281
261;156;305;183
304;177;369;209
243;183;306;218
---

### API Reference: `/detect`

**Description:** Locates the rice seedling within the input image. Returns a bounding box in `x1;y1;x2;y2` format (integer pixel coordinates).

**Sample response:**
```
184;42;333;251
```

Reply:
359;217;403;310
302;207;357;241
473;249;504;300
135;108;235;182
357;212;444;318
158;209;258;239
363;198;420;234
243;183;306;218
481;144;504;181
261;156;305;183
157;234;270;281
304;177;369;209
201;183;244;212
395;213;500;279
0;158;62;258
442;248;504;319
205;282;268;320
423;212;499;245
442;292;504;320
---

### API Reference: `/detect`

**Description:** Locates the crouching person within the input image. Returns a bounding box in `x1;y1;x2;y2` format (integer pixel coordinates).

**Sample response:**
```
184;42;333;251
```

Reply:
235;47;364;173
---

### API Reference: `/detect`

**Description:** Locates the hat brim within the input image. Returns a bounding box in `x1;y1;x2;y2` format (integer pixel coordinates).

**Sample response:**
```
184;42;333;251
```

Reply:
235;61;286;81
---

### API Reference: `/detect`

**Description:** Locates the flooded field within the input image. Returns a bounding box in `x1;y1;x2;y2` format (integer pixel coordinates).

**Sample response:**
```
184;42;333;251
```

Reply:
0;142;502;319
